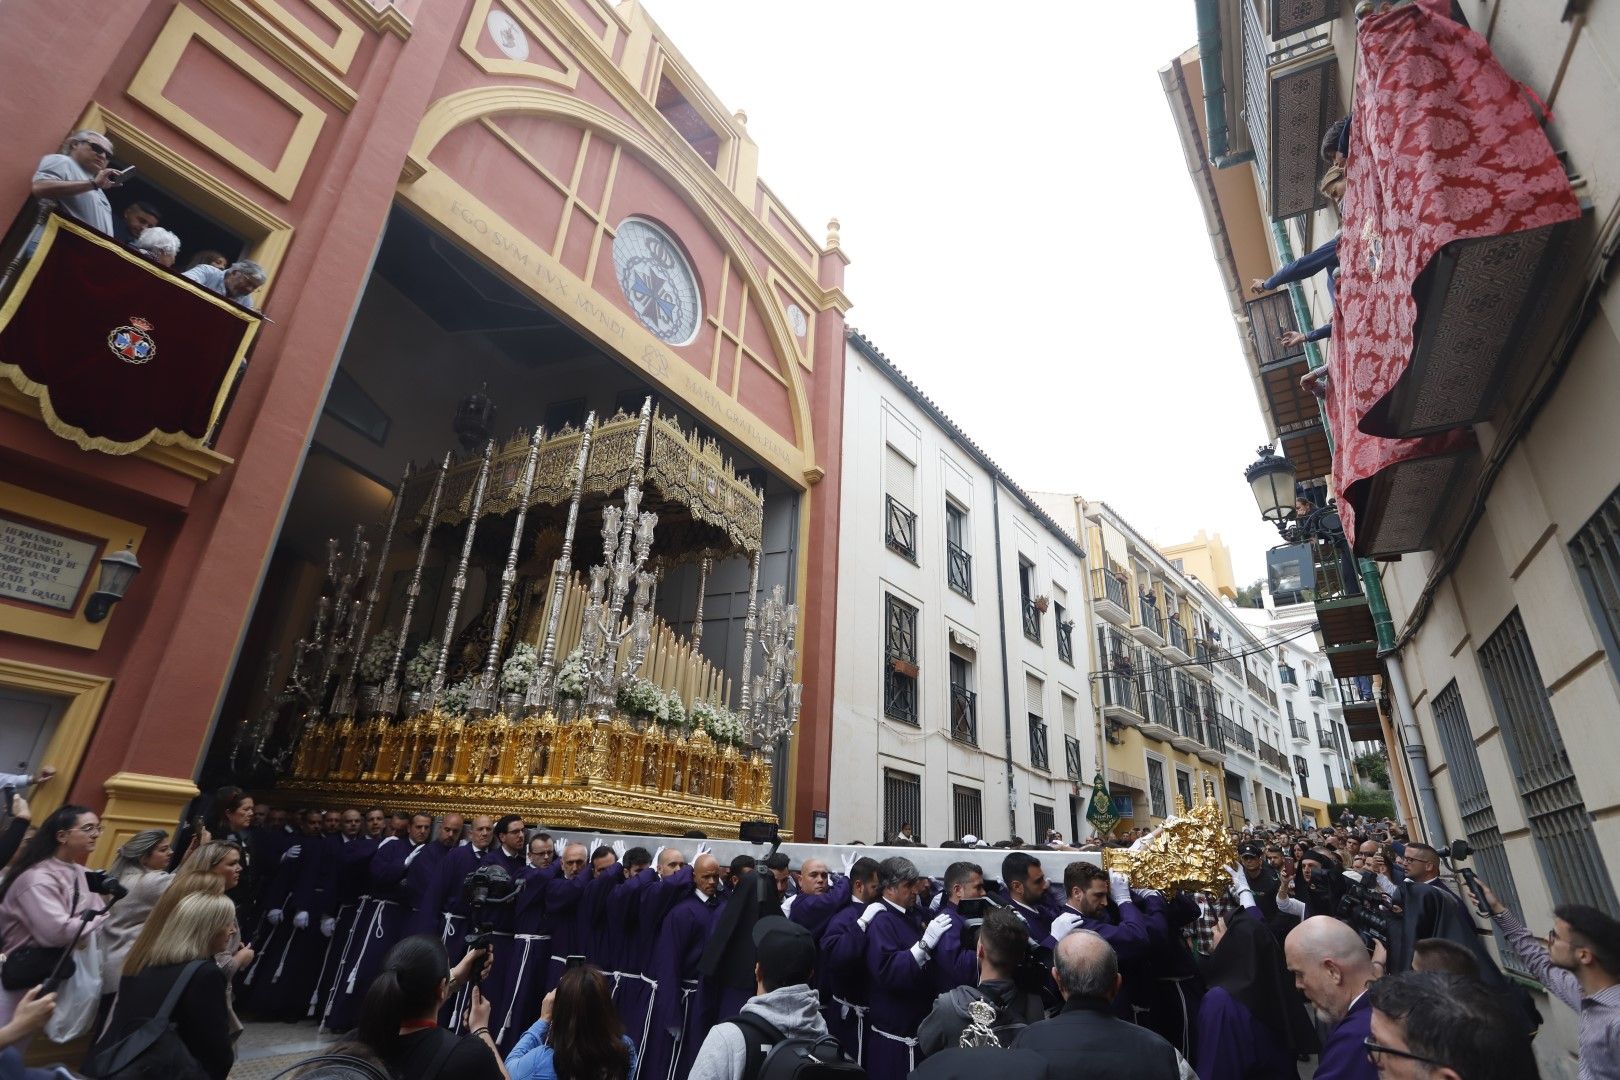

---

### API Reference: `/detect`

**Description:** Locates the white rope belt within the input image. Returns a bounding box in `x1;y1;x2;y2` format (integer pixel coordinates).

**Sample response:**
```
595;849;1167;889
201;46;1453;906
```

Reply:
870;1025;918;1071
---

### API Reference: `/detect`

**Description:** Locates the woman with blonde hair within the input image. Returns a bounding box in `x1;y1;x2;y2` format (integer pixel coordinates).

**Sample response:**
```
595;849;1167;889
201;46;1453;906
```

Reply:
95;829;176;1035
93;893;237;1080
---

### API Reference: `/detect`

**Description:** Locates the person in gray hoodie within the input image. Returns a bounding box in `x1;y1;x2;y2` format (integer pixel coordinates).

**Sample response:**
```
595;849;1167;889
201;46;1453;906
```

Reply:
688;916;836;1079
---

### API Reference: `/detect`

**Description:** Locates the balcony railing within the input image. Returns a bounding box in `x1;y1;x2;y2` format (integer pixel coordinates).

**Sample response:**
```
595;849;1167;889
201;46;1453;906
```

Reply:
1221;715;1256;754
1201;714;1227;755
1092;568;1131;622
1098;663;1141;716
1259;740;1289;771
1135;595;1164;639
1029;716;1050;772
885;495;917;561
950;684;977;745
1057;621;1074;665
1167;619;1189;656
1318;728;1334;750
1065;735;1083;782
1290;719;1309;742
946;539;972;598
1195;638;1212;666
1239;0;1340;221
1021;597;1042;643
1309;678;1325;698
1279;665;1298;686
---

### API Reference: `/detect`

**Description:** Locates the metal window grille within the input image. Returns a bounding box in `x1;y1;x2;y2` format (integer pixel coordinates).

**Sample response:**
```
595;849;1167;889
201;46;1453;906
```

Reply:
1479;613;1620;915
950;654;977;745
883;769;922;845
1295;756;1310;797
885;494;917;561
1033;803;1056;843
1431;681;1532;973
1065;734;1083;781
1264;787;1278;822
1571;486;1620;679
946;504;972;597
1175;768;1193;810
1147;758;1168;819
1029;714;1050;772
1056;602;1074;664
883;594;918;726
953;784;983;843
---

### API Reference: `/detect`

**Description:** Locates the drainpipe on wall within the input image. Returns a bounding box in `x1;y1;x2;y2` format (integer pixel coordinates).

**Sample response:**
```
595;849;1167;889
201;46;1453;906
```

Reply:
1196;0;1258;168
1267;220;1447;841
990;480;1019;840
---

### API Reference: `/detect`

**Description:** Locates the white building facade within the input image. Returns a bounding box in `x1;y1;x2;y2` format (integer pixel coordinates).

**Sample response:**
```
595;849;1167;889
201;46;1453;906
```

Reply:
832;332;1094;846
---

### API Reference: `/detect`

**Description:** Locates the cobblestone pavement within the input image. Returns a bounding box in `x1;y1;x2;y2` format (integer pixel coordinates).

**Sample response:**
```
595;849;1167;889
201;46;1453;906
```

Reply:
229;1021;342;1080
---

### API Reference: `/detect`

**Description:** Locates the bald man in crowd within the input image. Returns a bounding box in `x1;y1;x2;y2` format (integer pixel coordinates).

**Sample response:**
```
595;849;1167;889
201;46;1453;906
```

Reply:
786;856;850;937
1285;916;1379;1080
643;850;723;1080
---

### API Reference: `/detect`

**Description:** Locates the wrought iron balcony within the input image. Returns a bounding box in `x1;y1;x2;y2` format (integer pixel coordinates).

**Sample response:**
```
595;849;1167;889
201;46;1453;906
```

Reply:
1318;727;1334;750
1021;597;1042;643
950;684;977;746
946;539;972;598
884;660;917;727
1029;716;1050;772
1172;705;1203;752
1279;665;1298;687
1240;0;1341;221
1065;734;1083;782
1309;536;1380;683
1259;739;1289;771
1290;719;1309;743
1338;676;1381;741
1092;568;1131;624
1133;595;1164;645
885;494;917;561
1097;663;1142;724
1309;678;1325;699
1056;621;1074;665
1166;618;1190;658
1246;289;1333;488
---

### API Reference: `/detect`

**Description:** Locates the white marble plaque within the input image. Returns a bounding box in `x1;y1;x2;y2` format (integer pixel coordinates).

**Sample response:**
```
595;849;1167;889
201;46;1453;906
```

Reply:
0;516;98;611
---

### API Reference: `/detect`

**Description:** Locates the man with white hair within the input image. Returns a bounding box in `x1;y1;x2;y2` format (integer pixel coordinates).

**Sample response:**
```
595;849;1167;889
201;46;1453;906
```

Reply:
183;257;265;308
129;226;180;267
31;129;121;234
862;855;955;1074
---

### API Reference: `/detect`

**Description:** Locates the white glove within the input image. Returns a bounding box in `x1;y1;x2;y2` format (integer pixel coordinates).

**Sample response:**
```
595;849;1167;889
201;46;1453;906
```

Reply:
320;916;336;937
921;912;951;950
1225;864;1250;900
612;840;627;862
267;909;284;925
909;942;932;967
839;851;856;877
652;846;665;868
588;837;603;855
293;911;310;930
1128;827;1161;854
696;842;712;859
282;844;301;861
1108;871;1133;906
858;901;884;930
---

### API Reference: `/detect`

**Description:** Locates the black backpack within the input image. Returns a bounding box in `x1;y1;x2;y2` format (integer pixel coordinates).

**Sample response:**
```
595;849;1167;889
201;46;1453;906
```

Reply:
731;1012;865;1080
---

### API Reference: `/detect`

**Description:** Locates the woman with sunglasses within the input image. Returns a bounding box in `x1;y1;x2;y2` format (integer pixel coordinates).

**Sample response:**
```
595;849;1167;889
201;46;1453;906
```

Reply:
0;805;107;1037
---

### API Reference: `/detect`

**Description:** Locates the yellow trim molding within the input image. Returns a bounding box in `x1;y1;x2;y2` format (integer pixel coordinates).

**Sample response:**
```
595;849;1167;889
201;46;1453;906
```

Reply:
0;481;146;649
93;772;200;867
334;0;412;39
0;381;233;482
0;660;111;821
460;0;580;88
127;5;328;200
192;0;359;111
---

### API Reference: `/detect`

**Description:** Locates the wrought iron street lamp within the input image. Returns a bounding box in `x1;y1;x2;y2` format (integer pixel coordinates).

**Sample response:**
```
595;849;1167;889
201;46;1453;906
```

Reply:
1245;445;1298;533
84;542;141;623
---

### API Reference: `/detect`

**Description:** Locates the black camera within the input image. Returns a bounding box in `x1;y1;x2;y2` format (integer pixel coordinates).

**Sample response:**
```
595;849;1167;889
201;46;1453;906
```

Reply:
84;870;129;902
1441;839;1493;918
1335;870;1396;948
460;863;519;952
957;897;991;951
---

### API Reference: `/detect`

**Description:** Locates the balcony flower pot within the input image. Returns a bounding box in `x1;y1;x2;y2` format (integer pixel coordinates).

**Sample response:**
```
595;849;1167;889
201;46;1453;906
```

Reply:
1032;596;1050;614
889;657;920;679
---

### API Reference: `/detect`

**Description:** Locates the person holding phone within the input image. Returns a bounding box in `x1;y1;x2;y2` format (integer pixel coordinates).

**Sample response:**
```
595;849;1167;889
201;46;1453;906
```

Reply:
504;965;634;1080
354;935;505;1080
30;131;124;235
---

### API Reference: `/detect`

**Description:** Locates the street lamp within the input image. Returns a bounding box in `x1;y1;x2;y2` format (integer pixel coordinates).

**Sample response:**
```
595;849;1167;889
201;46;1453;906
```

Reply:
84;542;141;623
1244;445;1297;533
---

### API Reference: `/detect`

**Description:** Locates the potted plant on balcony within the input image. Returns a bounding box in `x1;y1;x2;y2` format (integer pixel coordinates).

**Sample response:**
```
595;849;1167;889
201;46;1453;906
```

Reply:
889;655;920;679
1032;595;1050;614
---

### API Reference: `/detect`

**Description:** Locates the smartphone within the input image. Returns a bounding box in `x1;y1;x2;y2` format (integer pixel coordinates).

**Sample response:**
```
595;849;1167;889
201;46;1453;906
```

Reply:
192;815;206;838
957;897;991;921
565;954;587;971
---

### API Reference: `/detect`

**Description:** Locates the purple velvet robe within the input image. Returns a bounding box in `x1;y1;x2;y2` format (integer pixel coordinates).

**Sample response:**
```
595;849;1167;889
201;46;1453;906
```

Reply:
816;897;869;1062
787;876;850;938
324;836;425;1032
641;889;721;1080
931;901;978;993
1194;986;1301;1080
240;831;330;1021
863;902;932;1076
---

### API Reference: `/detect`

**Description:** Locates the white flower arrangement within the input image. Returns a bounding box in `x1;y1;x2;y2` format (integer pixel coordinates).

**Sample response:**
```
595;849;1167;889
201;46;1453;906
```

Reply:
704;704;746;747
664;691;687;732
438;678;475;715
616;676;664;719
404;639;441;689
689;698;719;735
357;632;395;686
500;642;540;695
555;649;587;701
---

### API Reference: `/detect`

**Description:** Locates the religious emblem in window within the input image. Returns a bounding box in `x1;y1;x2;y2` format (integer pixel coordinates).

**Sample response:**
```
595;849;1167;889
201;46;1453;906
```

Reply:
612;217;702;346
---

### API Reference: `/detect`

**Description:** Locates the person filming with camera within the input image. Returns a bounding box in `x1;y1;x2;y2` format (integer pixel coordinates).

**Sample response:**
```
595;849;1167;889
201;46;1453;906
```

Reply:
1471;877;1620;1079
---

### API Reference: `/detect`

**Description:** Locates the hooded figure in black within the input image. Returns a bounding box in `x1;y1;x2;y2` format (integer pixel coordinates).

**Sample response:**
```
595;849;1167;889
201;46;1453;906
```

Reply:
700;866;784;1021
1194;906;1318;1080
1295;849;1346;918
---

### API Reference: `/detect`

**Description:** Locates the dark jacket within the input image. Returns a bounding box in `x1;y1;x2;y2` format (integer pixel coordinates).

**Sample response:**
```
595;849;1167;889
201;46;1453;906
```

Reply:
1010;995;1181;1079
917;978;1046;1057
98;961;235;1080
909;1047;1055;1079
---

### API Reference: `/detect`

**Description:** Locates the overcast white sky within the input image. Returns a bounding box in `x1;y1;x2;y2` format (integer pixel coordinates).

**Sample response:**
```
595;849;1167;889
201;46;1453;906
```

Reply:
647;1;1284;585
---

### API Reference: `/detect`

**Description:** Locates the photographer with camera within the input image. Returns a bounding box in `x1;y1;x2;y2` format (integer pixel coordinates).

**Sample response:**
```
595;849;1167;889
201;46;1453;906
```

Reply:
1471;877;1620;1079
355;934;504;1080
0;805;116;1044
916;906;1046;1056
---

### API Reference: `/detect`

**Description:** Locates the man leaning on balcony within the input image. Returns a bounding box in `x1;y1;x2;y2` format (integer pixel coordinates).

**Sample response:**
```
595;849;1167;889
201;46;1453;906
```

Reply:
183;258;266;309
31;129;123;236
